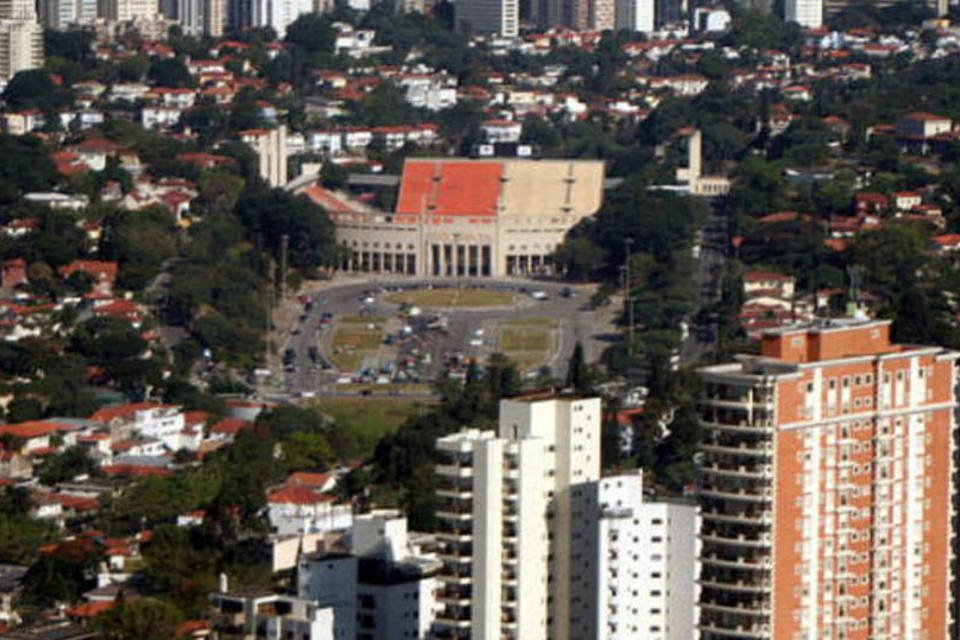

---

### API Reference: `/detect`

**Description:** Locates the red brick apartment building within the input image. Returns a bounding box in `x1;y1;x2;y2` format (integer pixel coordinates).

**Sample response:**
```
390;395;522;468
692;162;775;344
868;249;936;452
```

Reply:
697;318;957;639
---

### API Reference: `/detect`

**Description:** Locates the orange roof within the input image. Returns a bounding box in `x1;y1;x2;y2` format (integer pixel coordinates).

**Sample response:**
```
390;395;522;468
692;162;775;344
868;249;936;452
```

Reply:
58;260;118;281
89;402;171;424
101;465;172;477
0;420;76;439
67;601;116;618
285;471;332;488
266;486;333;505
743;271;792;282
210;418;250;435
396;160;502;218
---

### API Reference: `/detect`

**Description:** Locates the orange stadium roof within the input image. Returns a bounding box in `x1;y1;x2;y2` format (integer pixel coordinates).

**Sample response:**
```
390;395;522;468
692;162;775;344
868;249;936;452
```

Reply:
396;160;502;217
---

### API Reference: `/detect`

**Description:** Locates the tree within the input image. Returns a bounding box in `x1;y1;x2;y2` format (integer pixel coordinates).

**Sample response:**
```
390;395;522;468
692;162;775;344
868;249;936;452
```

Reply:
2;70;68;111
565;342;590;393
147;58;194;87
141;526;217;617
284;14;336;53
38;446;98;485
95;598;184;640
44;29;94;62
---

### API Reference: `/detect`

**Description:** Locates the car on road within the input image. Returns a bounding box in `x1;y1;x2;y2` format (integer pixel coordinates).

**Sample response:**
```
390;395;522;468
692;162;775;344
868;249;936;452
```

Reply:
530;290;549;300
469;338;484;347
560;287;577;298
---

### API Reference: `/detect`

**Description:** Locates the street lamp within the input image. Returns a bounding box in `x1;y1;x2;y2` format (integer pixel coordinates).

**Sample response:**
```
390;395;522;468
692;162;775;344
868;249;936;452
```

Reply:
624;238;634;357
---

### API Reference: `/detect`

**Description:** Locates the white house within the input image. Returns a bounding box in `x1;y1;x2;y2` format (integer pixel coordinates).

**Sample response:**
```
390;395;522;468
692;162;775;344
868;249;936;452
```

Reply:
266;486;353;536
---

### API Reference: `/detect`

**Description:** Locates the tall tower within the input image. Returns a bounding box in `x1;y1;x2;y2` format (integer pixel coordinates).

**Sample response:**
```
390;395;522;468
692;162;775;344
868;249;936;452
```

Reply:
697;319;958;639
433;395;602;640
0;19;41;81
455;0;518;37
784;0;821;28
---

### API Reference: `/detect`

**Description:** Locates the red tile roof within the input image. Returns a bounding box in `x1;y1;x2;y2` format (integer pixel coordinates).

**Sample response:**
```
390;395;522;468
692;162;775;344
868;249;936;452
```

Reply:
396;160;502;218
67;601;116;619
266;486;333;505
89;402;171;424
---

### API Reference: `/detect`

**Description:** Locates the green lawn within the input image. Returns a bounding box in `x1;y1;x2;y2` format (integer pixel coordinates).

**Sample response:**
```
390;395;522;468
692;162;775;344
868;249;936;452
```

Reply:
311;397;437;456
498;318;556;370
387;288;515;308
330;324;383;371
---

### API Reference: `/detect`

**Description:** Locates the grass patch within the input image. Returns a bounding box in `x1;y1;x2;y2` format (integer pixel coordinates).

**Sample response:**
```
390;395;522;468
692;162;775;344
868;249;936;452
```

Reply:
330;323;383;371
500;328;551;351
311;397;437;456
339;315;386;324
387;288;515;308
497;319;556;371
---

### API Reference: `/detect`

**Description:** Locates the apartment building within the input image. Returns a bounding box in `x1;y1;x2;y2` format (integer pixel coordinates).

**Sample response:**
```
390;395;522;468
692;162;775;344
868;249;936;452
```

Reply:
697;318;958;639
240;125;288;188
784;0;821;28
433;395;601;640
454;0;518;37
298;510;441;640
580;471;699;640
0;19;41;80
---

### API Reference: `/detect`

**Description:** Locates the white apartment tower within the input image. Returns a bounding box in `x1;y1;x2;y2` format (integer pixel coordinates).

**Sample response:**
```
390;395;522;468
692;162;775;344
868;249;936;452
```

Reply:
615;0;654;32
97;0;158;21
203;0;224;36
433;395;602;640
784;0;821;28
0;20;41;80
454;0;518;37
241;125;288;188
581;471;700;640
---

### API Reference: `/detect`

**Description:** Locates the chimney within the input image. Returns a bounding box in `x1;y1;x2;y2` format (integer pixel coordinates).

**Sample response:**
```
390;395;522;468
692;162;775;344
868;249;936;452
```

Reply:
219;572;229;593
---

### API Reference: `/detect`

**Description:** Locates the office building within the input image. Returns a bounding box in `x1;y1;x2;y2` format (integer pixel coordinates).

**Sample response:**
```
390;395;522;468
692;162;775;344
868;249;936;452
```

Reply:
589;0;613;28
0;20;42;81
615;0;654;32
298;510;441;640
579;471;699;640
454;0;518;37
433;395;602;640
784;0;821;28
697;318;958;639
241;125;288;188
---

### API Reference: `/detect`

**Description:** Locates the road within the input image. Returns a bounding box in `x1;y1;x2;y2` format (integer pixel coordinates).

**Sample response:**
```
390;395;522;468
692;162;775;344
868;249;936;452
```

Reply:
680;200;728;365
264;277;619;396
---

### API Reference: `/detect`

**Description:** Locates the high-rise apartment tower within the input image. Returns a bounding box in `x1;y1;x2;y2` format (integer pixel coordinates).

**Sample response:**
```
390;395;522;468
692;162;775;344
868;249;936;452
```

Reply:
697;318;958;639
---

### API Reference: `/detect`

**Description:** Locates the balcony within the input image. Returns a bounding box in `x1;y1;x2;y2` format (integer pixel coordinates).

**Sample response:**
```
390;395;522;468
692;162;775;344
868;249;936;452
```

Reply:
699;532;772;548
435;616;472;630
701;509;772;526
439;571;473;585
437;487;472;499
436;509;472;521
699;487;772;503
698;622;771;639
700;463;772;480
702;420;775;435
436;464;473;478
700;554;771;571
698;579;771;594
438;588;471;606
700;442;773;458
700;601;771;617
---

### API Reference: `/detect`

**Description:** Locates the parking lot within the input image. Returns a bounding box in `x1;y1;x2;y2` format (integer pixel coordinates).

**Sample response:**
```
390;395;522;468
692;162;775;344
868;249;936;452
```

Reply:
267;278;619;396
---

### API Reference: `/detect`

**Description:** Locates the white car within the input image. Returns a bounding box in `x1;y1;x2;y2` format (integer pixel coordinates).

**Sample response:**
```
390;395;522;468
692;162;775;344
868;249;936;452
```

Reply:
469;338;484;347
530;290;549;300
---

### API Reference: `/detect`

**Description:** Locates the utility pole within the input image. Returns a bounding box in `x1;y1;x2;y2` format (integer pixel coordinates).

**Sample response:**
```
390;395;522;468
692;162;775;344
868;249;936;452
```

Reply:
266;258;275;376
279;233;289;302
624;237;634;357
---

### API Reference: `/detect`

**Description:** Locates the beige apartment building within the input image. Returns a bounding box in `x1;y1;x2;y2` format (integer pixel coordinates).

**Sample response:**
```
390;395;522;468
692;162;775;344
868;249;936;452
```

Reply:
433;395;602;640
332;157;605;279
